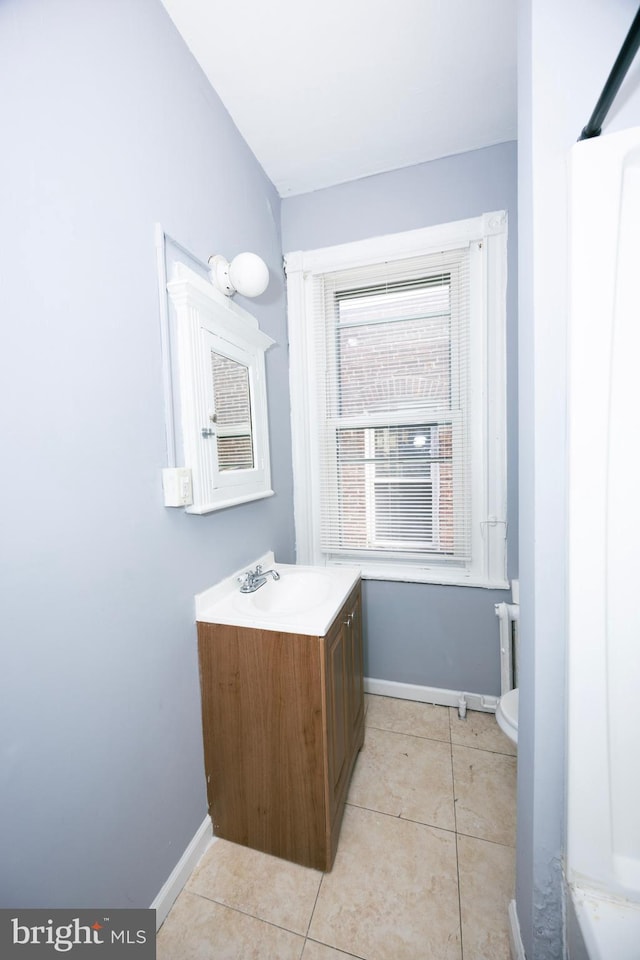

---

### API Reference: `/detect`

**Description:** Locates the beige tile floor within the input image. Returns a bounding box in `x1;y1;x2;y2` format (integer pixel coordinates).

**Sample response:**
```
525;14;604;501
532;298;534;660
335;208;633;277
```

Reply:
158;694;517;960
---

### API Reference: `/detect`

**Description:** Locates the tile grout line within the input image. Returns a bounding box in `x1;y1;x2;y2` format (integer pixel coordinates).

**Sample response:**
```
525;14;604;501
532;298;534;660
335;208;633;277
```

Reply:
344;798;459;837
366;721;515;758
452;742;517;758
366;701;515;757
455;829;517;850
304;936;368;960
365;721;451;744
450;704;466;960
344;798;516;849
183;887;311;941
451;739;517;758
303;869;325;941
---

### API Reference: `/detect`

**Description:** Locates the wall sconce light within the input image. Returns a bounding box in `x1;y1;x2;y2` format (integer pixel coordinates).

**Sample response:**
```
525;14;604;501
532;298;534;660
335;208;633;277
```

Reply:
208;252;269;298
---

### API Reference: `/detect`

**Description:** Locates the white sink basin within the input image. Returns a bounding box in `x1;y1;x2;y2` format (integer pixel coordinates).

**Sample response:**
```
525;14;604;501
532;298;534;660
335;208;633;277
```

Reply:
240;570;332;616
196;558;361;637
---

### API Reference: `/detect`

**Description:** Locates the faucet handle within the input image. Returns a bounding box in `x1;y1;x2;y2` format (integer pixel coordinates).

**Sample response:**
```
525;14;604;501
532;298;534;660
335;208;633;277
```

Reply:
254;564;263;575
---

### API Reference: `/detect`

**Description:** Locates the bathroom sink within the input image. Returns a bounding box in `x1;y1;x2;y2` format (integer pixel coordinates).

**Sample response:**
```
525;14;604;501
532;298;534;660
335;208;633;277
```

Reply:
196;556;361;636
236;570;332;616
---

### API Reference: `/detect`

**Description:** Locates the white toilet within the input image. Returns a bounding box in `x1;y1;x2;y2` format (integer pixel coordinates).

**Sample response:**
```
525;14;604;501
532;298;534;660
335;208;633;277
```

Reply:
496;687;519;745
495;585;519;746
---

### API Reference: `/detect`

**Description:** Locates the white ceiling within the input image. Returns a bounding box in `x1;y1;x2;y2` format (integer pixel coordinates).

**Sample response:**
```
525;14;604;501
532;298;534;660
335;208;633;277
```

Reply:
160;0;517;197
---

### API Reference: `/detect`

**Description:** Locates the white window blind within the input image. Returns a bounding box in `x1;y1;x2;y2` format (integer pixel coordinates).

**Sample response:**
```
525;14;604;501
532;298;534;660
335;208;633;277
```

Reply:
312;248;472;564
210;350;255;471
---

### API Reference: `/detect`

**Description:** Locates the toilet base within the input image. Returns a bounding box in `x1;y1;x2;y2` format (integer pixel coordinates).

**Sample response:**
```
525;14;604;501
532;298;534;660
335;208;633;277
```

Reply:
496;687;519;744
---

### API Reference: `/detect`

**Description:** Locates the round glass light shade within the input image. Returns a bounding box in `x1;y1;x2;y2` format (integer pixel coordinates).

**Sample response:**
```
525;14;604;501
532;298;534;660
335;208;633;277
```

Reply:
229;252;269;298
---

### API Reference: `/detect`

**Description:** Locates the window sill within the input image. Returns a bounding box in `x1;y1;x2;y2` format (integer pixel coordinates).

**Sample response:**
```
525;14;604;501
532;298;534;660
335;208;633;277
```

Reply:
325;558;509;590
185;488;274;514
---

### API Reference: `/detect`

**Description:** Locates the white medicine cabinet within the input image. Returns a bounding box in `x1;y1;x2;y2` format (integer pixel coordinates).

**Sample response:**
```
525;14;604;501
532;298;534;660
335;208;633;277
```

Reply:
157;229;275;514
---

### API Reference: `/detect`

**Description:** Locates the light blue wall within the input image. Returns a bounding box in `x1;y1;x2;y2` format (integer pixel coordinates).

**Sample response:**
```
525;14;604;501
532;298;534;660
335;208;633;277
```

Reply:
282;142;518;696
517;1;640;957
0;0;294;908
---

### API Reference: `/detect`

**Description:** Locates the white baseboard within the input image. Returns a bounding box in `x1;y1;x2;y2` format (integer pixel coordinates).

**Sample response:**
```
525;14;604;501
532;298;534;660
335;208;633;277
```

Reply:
364;677;499;713
508;899;526;960
151;815;214;931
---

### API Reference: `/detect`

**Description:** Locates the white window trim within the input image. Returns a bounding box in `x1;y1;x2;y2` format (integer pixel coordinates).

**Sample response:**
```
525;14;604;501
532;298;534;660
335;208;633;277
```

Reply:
285;212;508;588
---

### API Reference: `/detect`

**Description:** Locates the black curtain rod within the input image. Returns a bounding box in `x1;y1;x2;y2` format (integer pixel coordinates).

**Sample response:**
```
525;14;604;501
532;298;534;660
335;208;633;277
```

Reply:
579;5;640;141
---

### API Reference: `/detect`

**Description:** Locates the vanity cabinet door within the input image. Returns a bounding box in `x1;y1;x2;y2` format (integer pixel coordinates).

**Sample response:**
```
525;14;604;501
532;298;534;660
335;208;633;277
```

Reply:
324;584;365;838
325;613;350;822
197;623;327;869
346;587;365;750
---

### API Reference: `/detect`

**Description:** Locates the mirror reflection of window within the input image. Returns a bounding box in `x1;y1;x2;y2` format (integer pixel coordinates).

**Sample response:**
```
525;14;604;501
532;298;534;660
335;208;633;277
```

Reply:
210;351;254;471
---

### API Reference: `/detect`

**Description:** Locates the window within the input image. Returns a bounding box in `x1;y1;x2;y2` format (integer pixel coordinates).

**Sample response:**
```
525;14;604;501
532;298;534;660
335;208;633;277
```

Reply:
285;213;508;587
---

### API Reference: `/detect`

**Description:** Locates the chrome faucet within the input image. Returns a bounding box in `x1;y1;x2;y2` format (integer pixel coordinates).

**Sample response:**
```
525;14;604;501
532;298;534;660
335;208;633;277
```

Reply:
237;563;281;594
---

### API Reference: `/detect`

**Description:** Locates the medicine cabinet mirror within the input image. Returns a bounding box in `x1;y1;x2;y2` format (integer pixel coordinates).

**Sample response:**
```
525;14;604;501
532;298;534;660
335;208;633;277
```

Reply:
209;349;255;472
164;259;275;513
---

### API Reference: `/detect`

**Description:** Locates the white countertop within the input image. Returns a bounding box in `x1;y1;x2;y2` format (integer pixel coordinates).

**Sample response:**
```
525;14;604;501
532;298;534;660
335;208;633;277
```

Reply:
195;554;361;637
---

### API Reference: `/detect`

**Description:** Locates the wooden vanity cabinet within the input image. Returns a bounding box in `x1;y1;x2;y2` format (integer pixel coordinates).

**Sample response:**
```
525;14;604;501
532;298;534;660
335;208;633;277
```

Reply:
197;581;364;872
